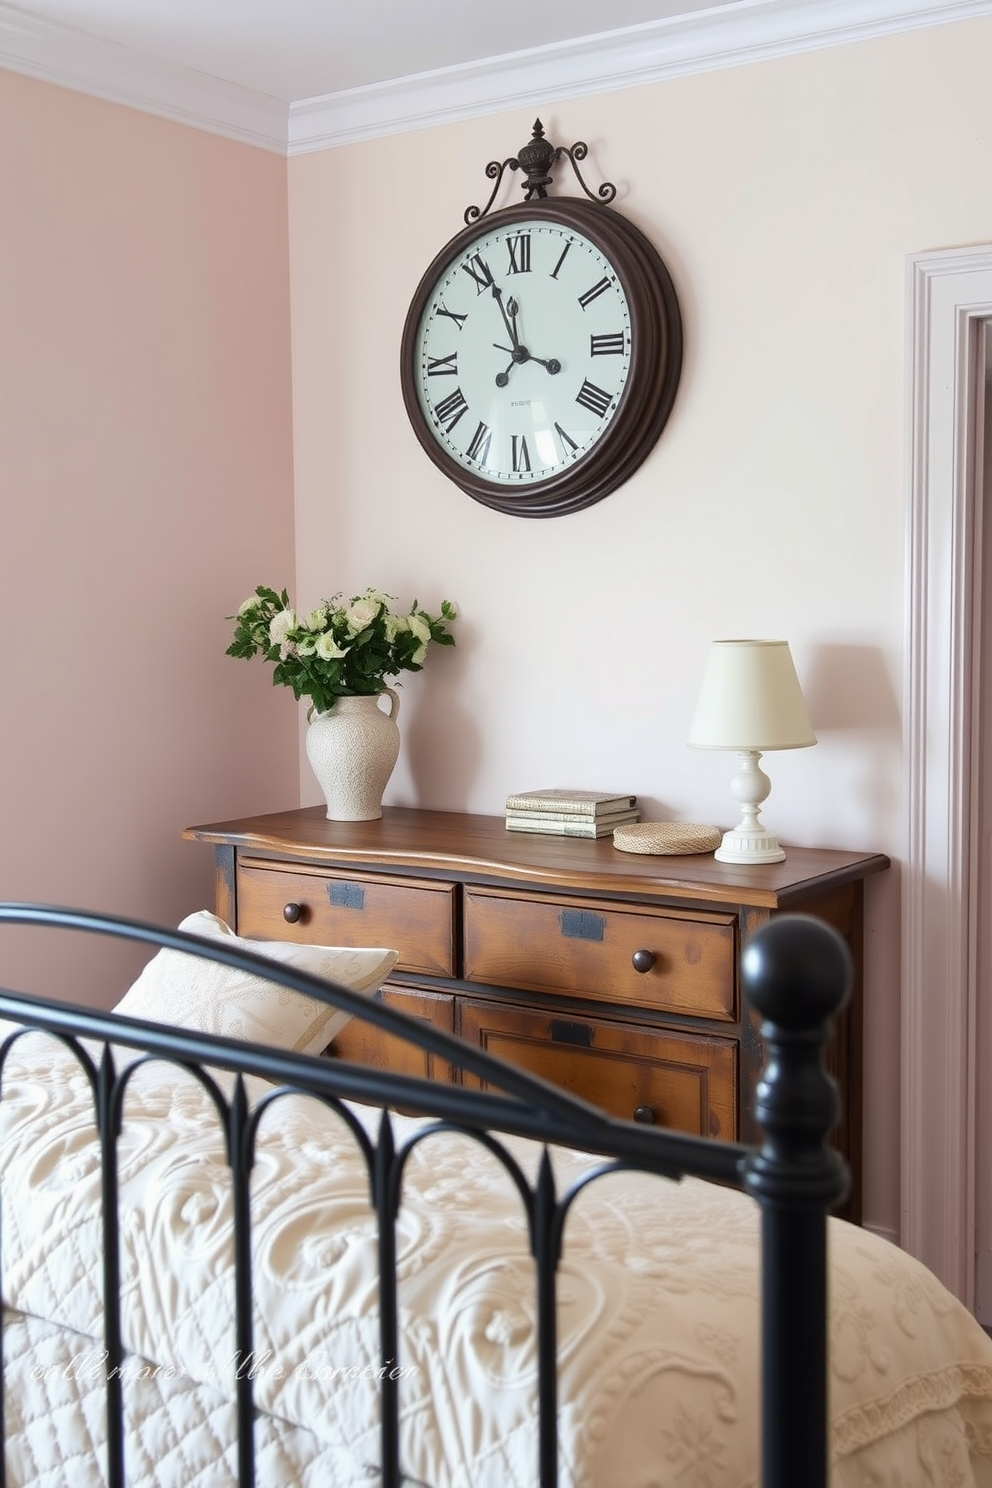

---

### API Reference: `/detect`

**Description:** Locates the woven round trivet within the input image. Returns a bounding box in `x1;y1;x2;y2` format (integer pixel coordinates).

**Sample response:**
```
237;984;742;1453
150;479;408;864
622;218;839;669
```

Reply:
612;821;723;855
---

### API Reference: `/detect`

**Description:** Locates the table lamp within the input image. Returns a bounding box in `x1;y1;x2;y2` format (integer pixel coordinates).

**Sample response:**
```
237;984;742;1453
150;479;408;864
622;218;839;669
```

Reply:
687;639;816;864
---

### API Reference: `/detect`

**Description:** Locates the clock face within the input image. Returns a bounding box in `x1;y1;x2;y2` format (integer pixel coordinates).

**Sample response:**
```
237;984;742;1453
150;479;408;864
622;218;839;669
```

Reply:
400;198;682;518
411;218;633;489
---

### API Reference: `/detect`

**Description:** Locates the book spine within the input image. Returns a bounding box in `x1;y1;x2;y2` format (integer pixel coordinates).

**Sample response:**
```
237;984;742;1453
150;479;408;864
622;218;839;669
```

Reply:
504;793;637;816
505;817;627;838
506;808;640;826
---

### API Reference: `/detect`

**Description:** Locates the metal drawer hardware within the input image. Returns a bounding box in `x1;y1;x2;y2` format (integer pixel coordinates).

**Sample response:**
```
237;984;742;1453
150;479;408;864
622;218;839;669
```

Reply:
329;882;366;910
283;902;304;924
559;909;605;942
549;1020;594;1047
633;1105;657;1125
631;949;656;973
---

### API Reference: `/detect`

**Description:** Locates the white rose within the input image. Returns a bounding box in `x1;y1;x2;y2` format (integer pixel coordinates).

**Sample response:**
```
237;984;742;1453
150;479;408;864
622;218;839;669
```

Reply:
304;606;328;631
237;595;262;617
316;633;347;661
411;642;428;665
346;599;379;633
296;636;317;657
407;614;432;646
268;609;296;646
384;614;408;641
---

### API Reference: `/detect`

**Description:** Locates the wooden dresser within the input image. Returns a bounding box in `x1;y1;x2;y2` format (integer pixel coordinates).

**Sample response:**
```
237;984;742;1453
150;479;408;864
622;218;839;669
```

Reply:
183;806;888;1221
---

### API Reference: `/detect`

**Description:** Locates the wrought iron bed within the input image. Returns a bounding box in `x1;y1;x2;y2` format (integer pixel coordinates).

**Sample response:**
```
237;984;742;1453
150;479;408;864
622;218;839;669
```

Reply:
0;903;990;1488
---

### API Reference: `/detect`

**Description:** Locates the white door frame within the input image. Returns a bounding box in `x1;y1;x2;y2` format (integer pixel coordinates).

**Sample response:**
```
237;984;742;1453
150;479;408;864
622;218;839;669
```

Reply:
903;246;992;1303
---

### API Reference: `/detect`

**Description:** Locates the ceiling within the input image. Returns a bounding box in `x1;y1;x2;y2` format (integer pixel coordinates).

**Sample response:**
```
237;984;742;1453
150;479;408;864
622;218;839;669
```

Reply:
3;0;740;104
0;0;988;152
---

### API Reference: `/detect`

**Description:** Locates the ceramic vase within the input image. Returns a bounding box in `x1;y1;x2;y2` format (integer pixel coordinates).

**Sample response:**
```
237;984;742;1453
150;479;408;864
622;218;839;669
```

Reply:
305;689;401;821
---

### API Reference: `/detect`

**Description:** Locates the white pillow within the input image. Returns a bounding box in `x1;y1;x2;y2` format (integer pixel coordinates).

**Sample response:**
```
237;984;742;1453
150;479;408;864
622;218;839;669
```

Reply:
112;911;398;1056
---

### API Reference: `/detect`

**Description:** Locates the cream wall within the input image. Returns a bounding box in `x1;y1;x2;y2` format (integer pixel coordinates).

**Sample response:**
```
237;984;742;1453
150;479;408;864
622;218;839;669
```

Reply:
287;15;992;1238
3;11;988;1239
0;70;298;1004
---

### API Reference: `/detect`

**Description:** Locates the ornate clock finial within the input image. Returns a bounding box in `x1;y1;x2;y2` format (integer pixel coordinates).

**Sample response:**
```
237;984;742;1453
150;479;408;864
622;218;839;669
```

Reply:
516;120;557;199
463;120;617;226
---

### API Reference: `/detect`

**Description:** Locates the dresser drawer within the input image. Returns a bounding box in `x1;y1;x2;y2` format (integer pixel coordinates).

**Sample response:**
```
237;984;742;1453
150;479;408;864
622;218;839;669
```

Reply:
464;887;736;1021
460;998;737;1139
326;985;456;1083
236;860;457;977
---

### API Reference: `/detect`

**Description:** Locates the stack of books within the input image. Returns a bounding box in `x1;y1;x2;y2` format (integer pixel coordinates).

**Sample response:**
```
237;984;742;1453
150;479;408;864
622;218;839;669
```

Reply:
504;788;640;838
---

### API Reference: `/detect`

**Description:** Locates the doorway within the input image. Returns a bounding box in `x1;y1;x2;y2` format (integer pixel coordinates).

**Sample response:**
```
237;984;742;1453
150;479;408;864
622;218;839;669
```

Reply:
903;247;992;1310
975;338;992;1324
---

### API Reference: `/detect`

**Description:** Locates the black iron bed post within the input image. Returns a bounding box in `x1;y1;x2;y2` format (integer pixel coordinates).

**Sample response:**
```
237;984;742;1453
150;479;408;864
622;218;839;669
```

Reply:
533;1149;561;1488
741;914;852;1488
96;1045;127;1488
230;1076;259;1488
374;1110;403;1488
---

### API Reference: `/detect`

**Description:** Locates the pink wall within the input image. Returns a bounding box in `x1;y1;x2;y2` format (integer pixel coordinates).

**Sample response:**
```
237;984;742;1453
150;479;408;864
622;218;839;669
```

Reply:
0;69;298;1005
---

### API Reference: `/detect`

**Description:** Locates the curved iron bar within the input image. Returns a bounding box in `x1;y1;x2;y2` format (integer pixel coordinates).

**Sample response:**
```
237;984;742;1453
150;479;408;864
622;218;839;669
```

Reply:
464;156;519;225
0;1022;100;1087
388;1119;537;1242
251;1081;377;1176
557;140;617;205
463;119;616;224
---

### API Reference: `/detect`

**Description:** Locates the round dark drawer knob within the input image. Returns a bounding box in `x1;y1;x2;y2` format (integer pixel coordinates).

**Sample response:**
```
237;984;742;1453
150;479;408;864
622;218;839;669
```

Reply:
282;902;304;924
631;948;656;974
633;1105;656;1125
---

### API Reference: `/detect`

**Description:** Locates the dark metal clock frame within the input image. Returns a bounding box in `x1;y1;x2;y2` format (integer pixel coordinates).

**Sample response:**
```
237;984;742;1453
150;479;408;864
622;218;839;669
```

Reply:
399;121;684;519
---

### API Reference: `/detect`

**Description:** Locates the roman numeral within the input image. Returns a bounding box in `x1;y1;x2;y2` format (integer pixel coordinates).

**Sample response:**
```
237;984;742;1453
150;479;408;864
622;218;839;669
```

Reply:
461;254;494;294
506;234;531;274
466;421;492;465
590;333;626;356
426;352;458;377
434;303;467;331
578;277;612;309
434;386;469;432
511;435;531;473
551;241;572;280
554;422;579;454
575;379;612;418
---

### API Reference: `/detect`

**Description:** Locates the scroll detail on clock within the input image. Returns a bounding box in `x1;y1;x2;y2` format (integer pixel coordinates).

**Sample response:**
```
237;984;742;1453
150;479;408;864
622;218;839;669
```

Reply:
399;120;683;518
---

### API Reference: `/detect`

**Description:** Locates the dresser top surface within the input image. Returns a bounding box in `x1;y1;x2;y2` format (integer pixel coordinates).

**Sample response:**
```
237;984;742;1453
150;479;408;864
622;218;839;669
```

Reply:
184;806;889;910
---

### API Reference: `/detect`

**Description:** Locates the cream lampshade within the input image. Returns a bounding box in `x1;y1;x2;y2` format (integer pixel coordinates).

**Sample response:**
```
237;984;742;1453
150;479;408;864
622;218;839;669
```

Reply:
687;639;816;864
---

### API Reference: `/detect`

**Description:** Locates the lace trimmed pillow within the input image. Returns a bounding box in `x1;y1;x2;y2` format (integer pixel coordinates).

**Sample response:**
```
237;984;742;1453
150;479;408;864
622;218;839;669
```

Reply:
112;910;399;1055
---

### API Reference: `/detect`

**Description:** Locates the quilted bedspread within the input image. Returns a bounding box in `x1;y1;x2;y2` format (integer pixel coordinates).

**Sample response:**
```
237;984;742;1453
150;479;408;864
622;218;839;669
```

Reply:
2;1029;992;1487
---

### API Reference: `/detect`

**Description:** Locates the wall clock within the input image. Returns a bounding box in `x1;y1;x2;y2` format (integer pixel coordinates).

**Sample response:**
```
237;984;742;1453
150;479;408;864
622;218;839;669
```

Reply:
400;121;683;518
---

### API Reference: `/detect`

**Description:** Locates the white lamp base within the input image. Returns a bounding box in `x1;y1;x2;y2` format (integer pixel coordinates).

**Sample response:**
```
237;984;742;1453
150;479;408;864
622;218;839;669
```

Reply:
714;750;787;865
715;826;786;865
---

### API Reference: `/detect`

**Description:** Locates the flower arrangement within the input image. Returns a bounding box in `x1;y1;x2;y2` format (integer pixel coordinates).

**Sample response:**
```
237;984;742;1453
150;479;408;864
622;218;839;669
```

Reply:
227;585;457;716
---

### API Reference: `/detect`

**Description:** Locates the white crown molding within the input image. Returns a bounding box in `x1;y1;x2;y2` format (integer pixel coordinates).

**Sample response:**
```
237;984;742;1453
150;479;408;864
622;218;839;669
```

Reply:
0;2;287;152
289;0;992;153
2;0;991;155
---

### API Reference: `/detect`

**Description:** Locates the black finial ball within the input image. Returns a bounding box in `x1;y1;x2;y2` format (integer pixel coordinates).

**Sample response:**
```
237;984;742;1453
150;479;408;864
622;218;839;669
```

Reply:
742;915;852;1032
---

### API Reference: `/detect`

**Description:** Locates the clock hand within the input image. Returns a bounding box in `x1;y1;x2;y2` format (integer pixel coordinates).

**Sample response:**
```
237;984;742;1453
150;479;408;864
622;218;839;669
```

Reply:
493;342;531;387
491;283;521;350
504;301;561;375
492;339;525;388
493;343;561;375
493;342;530;364
507;295;521;348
